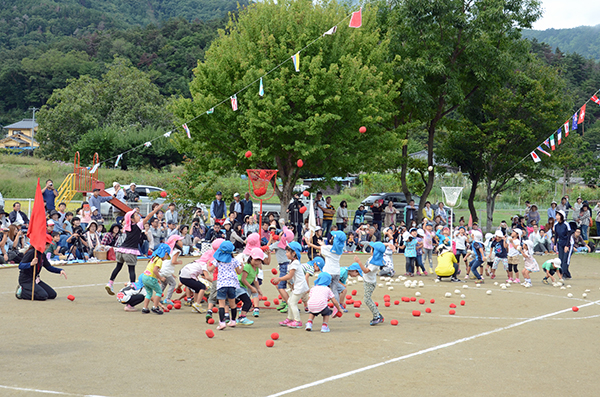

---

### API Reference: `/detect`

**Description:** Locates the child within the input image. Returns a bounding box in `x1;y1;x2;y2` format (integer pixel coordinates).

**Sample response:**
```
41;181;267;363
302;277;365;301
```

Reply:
235;233;269;317
79;203;92;230
454;227;469;269
353;241;388;325
468;230;486;283
542;258;562;284
272;242;309;328
378;241;396;277
236;247;268;325
506;229;522;283
141;243;170;315
207;241;243;330
490;230;508;280
117;274;146;312
45;232;61;261
305;272;343;332
179;258;211;311
205;238;225;323
269;226;295;313
435;244;460;282
90;206;104;225
520;239;539;287
484;233;495;276
423;223;435;274
319;230;347;304
436;226;451;247
160;235;184;309
399;229;419;276
415;229;427;275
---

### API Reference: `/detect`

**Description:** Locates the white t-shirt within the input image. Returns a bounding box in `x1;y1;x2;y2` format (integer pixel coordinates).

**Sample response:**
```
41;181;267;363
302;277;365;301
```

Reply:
321;245;341;276
363;259;380;284
507;238;521;257
315;199;325;219
159;248;180;277
454;234;467;250
180;260;207;279
289;259;309;294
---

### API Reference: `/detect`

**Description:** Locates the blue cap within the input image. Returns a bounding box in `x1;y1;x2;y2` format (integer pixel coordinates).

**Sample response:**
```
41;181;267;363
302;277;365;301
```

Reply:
314;272;331;287
369;241;386;267
151;243;171;259
347;262;363;276
331;230;347;255
287;241;303;262
213;240;234;262
308;257;325;271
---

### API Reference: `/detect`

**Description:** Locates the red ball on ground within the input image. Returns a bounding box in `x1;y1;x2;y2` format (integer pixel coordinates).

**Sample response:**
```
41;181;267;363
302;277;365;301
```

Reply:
418;299;425;304
208;318;215;324
164;308;169;313
173;300;180;304
410;297;416;302
351;290;357;296
353;302;360;308
394;300;400;305
160;191;167;198
383;294;390;300
175;288;182;294
449;303;456;308
375;302;379;307
271;332;280;340
261;296;268;301
412;310;421;317
273;298;279;305
402;297;409;302
266;340;275;348
460;300;465;306
430;299;435;304
449;309;456;315
355;313;361;318
572;306;579;312
167;304;173;310
264;301;271;307
212;307;218;313
390;319;399;326
205;329;214;338
299;206;307;214
278;295;282;299
297;159;304;168
384;302;391;307
425;308;432;313
67;295;75;301
245;150;252;158
359;126;367;134
347;295;352;300
174;303;181;310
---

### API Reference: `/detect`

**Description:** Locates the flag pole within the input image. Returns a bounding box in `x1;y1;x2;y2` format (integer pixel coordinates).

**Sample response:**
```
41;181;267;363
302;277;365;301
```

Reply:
31;251;38;301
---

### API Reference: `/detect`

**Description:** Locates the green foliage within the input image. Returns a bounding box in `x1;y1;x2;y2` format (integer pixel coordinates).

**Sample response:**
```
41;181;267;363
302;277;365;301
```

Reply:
36;57;172;160
523;26;600;60
171;0;399;211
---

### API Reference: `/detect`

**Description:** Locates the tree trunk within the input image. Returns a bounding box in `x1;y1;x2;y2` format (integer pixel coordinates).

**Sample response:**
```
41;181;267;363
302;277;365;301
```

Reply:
417;118;438;223
400;140;411;203
485;180;496;233
467;173;479;224
273;155;298;223
562;167;568;196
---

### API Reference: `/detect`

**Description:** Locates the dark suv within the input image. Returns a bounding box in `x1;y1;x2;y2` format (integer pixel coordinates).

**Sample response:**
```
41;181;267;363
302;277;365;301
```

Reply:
360;192;421;224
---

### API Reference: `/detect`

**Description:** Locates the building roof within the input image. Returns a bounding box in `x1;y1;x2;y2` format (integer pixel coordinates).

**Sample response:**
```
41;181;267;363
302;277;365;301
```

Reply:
11;132;37;143
0;136;28;145
3;119;38;130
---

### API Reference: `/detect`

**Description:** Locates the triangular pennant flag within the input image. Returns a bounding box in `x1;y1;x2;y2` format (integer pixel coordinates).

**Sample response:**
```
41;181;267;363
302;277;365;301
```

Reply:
544;138;550;149
578;104;586;124
183;123;191;139
89;163;100;174
564;121;570;137
164;131;172;138
206;108;214;114
231;95;238;111
323;26;337;36
144;141;152;147
591;95;600;105
557;129;562;145
349;7;362;28
115;154;123;168
572;112;578;130
259;77;264;97
291;52;300;72
537;146;551;157
531;151;541;163
550;134;556;150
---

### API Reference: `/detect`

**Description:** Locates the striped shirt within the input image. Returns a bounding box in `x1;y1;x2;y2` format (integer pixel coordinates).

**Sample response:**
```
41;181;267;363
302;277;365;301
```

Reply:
307;285;334;313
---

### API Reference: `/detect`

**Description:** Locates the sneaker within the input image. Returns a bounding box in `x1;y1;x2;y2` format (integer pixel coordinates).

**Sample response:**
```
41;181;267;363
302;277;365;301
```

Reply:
464;274;470;280
124;304;137;312
524;282;532;288
506;278;513;283
436;276;442;281
423;271;428;276
184;298;193;306
287;320;303;328
15;286;22;299
205;313;213;323
321;325;331;333
237;317;254;326
253;308;260;318
142;308;150;314
304;307;309;313
514;278;520;283
105;282;115;296
216;322;227;330
475;279;484;284
227;320;237;327
451;277;461;282
276;301;287;311
491;274;496;279
542;278;549;285
278;305;288;313
369;316;384;326
162;299;174;306
305;322;313;331
279;319;292;326
416;272;422;276
429;268;434;274
342;307;348;313
192;303;205;313
151;306;163;315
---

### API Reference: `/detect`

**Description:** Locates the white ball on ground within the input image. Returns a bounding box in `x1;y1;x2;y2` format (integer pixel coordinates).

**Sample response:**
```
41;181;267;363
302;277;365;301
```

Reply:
567;293;573;298
567;285;572;289
454;289;461;294
462;284;469;289
357;276;363;282
400;277;407;281
385;282;391;286
501;285;507;290
585;289;590;293
445;292;452;298
378;284;384;288
582;293;588;298
560;286;566;290
506;280;512;284
500;283;506;288
494;282;498;286
435;279;440;283
388;286;394;291
486;290;492;295
415;292;421;297
475;283;481;288
460;294;466;299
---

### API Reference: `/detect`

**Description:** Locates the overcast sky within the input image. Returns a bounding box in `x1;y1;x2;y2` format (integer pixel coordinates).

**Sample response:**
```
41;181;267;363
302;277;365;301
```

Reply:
533;0;600;30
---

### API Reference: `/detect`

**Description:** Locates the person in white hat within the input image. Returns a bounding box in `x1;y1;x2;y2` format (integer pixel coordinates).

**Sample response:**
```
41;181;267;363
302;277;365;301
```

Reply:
468;230;486;283
434;244;460;282
541;258;562;284
490;230;508;280
506;228;522;283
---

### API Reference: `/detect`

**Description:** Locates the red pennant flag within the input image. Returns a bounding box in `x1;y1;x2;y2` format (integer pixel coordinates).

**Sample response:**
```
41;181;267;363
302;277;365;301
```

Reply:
578;104;586;124
349;7;362;28
530;151;541;163
27;178;48;253
592;95;600;105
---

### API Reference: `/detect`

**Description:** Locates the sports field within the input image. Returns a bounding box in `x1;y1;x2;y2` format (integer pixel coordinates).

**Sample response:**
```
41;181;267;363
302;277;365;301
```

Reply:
1;253;599;396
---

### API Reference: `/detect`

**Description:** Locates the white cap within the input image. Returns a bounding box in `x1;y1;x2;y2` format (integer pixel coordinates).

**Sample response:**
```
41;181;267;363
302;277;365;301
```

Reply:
402;231;411;240
494;230;504;238
417;229;425;237
471;230;483;242
130;182;136;187
90;206;97;212
47;220;55;226
233;192;240;197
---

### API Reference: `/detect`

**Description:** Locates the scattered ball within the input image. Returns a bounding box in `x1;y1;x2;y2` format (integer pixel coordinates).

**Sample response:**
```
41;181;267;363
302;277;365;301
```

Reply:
359;126;367;134
167;304;173;310
266;340;275;348
384;302;391;307
175;288;182;294
445;292;452;298
449;303;457;308
412;310;421;317
454;289;461;294
415;292;421;297
572;306;579;312
208;318;215;324
174;303;181;310
394;300;400;305
205;329;214;338
271;268;278;275
375;302;379;306
271;332;279;340
347;295;352;300
425;308;432;313
402;297;409;302
567;285;572;289
388;286;394;291
430;299;435;304
264;301;271;307
486;290;492;295
460;300;465;306
410;297;416;302
582;293;588;298
449;309;456;315
567;293;573;298
418;298;425;304
355;313;361;318
160;191;167;198
351;290;357;296
460;294;466;299
163;308;169;313
67;295;75;301
245;150;252;158
273;298;279;305
390;319;399;326
212;307;218;313
494;282;498;286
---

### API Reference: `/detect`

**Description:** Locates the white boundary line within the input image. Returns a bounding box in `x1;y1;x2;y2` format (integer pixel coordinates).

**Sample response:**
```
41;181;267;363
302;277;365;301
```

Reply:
266;300;600;397
0;283;107;295
0;384;108;396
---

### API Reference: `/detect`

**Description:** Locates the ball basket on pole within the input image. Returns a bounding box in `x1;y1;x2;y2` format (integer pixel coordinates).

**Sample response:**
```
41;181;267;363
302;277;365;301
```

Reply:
246;169;278;227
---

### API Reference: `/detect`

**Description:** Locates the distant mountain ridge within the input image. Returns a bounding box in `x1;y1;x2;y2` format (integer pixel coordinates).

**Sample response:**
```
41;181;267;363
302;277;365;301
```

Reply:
522;25;600;60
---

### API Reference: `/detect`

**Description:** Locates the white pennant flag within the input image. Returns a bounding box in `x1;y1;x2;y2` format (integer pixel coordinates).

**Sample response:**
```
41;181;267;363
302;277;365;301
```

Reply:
323;26;337;36
114;154;123;168
144;141;152;147
163;131;172;138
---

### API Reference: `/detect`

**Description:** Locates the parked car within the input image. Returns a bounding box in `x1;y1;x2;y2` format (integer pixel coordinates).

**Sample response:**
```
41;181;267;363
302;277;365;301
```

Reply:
100;184;165;218
360;192;421;224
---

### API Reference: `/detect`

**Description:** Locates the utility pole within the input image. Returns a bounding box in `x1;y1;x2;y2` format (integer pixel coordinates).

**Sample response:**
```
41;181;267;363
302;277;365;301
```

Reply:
28;107;38;153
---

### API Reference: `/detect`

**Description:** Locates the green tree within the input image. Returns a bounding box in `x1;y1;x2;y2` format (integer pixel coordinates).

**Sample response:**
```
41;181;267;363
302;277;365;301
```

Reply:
383;0;543;222
37;57;172;160
171;0;399;215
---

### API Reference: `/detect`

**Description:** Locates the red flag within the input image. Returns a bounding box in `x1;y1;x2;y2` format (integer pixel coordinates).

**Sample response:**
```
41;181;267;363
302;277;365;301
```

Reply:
27;178;48;253
578;104;586;124
349;7;362;28
592;95;600;105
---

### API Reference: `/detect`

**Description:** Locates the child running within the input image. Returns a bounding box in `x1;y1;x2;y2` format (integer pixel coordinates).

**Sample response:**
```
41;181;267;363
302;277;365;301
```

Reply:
141;243;170;315
353;241;388;325
207;241;243;330
320;230;347;304
305;272;343;333
272;242;309;329
520;239;539;287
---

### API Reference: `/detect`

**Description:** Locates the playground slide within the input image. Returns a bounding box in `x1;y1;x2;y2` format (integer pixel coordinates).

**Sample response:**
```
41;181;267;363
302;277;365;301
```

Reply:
92;180;133;214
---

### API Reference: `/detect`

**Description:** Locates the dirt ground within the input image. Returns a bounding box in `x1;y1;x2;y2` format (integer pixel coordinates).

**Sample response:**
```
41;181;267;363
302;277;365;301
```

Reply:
1;252;599;397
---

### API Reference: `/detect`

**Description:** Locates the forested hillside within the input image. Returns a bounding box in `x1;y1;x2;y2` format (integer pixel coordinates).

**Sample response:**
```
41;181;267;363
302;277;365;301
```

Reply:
523;25;600;60
0;0;247;125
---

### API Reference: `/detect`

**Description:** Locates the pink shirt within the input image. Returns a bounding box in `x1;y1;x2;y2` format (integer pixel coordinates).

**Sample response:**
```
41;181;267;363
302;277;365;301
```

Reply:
307;285;334;313
423;230;433;250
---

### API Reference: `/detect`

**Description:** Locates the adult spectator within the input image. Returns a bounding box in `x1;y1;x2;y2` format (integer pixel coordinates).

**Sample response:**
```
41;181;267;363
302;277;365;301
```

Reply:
371;200;384;232
422;201;434;222
113;182;126;204
1;224;26;263
321;196;335;235
404;200;418;225
241;192;254;219
1;209;11;229
526;204;540;227
229;193;245;225
9;202;29;228
530;225;551;254
243;215;259;237
314;191;326;227
336;200;349;232
384;201;398;228
353;205;367;229
358;226;377;252
572;197;583;221
126;183;140;204
165;203;178;224
193;207;208;227
210;191;226;225
41;179;58;212
572;228;590;253
556;196;571;219
166;220;179;238
149;217;167;245
523;200;531;217
435;202;448;224
287;192;303;241
547;200;557;221
190;218;207;246
102;224;122;247
230;223;246;251
575;204;591;240
206;223;225;242
88;188;112;214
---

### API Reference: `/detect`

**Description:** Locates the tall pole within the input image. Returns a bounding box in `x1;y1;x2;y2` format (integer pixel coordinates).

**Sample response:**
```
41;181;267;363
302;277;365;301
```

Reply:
28;107;39;151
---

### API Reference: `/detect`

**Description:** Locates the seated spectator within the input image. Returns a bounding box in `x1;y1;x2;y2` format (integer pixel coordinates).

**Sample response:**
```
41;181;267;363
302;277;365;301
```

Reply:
573;228;590;253
230;223;246;251
91;206;104;225
1;224;26;263
205;223;225;242
358;226;377;253
243;214;259;237
84;221;102;254
66;222;88;260
1;209;11;229
101;224;122;247
166;220;179;238
179;225;193;255
45;232;61;261
190;218;207;246
9;202;29;229
530;226;551;254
